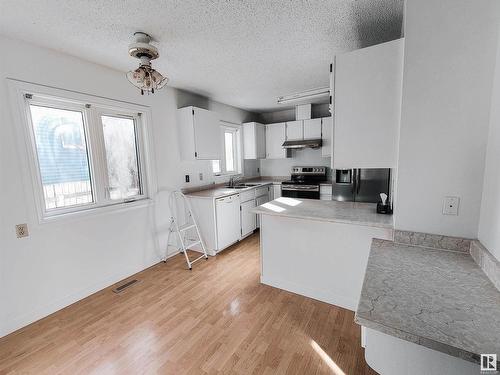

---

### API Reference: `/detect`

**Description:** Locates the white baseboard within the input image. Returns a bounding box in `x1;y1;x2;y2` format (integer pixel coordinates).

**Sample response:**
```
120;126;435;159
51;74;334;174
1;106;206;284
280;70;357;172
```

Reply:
1;258;160;338
261;275;357;311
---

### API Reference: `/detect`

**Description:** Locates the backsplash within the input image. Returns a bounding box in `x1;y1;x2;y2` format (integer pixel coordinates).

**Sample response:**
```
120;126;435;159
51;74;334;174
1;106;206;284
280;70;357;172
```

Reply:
393;230;471;252
259;148;331;177
470;241;500;291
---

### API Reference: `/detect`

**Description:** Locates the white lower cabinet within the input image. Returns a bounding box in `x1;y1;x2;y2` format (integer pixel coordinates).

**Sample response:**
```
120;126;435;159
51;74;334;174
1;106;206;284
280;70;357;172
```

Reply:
255;187;271;228
320;184;332;201
188;185;272;255
273;184;282;199
215;194;241;251
240;200;257;238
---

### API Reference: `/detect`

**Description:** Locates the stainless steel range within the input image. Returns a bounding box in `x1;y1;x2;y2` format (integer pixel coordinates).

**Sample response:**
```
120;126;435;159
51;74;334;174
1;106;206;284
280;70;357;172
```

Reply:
281;166;328;200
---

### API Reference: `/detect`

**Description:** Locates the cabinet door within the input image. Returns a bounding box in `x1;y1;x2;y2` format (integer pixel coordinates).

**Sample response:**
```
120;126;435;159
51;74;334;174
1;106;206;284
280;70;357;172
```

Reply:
216;194;241;251
193;108;221;160
304;118;322;139
265;123;286;159
286;120;303;140
321;116;332;157
243;122;257;159
255;123;266;159
243;122;266;159
240;200;256;238
334;38;403;168
273;184;282;199
255;195;270;228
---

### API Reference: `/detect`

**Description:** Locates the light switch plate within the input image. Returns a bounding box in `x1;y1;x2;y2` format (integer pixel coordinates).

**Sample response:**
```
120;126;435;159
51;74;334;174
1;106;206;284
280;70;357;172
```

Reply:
443;196;460;216
15;223;29;238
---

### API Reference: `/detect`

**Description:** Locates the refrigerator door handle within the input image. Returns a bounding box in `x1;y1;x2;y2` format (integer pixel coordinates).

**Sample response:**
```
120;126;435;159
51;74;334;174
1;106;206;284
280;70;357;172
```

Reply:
351;169;356;201
357;169;362;194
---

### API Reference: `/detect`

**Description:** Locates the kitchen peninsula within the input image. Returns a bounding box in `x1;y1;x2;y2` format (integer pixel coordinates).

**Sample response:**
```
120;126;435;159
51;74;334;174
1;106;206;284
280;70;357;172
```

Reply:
254;198;393;310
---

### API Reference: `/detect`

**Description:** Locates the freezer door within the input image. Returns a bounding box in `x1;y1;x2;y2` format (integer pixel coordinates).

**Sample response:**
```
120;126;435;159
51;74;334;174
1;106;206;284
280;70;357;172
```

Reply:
354;169;390;203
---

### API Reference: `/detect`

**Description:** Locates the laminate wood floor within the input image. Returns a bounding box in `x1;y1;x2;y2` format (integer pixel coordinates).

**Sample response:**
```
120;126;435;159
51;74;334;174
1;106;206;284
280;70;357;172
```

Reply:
0;232;377;375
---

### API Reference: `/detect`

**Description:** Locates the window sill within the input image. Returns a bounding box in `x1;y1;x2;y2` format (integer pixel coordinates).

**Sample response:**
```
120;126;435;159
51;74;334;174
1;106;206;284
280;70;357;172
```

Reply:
39;198;153;224
213;172;242;178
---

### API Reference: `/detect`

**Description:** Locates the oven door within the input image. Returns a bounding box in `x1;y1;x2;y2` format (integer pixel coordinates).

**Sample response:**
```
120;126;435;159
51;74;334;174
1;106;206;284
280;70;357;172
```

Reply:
281;184;320;199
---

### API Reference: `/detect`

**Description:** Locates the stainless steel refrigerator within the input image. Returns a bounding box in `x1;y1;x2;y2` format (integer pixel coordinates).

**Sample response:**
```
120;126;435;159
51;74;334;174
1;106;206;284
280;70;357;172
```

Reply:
332;169;391;203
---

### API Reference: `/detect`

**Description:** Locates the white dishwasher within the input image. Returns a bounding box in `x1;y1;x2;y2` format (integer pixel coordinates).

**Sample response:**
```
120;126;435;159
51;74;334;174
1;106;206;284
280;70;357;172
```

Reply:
215;194;241;251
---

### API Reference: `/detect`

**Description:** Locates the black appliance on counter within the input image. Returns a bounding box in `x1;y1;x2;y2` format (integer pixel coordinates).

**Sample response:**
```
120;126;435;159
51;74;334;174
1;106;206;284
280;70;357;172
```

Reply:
332;168;391;204
281;166;327;200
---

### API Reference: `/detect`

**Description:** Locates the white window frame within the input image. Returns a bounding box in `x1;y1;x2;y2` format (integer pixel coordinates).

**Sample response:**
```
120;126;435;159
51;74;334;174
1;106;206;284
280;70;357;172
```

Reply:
8;80;156;223
213;121;242;176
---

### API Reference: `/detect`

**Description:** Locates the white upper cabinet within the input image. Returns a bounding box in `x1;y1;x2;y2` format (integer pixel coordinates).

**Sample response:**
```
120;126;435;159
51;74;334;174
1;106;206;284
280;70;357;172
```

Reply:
243;122;266;159
321;116;332;157
177;106;222;160
304;118;322;139
286;120;303;140
333;38;404;169
265;122;287;159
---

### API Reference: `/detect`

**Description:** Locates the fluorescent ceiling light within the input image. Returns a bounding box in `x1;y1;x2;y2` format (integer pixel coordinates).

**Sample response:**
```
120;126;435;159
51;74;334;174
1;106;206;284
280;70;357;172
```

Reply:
277;87;330;105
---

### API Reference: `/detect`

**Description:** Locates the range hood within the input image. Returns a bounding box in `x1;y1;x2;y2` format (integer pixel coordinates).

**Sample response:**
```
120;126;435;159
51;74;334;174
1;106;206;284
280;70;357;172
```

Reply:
282;138;322;149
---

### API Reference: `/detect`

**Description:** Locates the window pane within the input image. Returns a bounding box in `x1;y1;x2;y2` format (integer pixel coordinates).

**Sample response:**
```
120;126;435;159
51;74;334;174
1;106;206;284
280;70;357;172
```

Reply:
225;131;234;172
212;160;221;174
29;105;93;210
101;115;141;200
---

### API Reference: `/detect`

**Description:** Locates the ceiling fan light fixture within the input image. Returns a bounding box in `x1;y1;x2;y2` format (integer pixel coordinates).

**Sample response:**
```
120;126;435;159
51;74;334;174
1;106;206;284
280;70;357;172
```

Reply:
126;32;168;95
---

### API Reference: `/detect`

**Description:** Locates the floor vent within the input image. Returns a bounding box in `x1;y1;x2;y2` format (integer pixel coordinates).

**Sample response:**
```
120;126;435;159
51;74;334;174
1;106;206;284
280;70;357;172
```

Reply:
113;279;138;293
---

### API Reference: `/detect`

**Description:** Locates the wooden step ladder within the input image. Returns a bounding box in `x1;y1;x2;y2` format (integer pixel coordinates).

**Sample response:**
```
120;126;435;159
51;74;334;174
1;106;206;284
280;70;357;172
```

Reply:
164;191;208;270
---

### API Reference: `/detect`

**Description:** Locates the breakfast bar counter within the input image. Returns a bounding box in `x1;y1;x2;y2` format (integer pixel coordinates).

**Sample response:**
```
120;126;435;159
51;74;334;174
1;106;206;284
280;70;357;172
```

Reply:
254;198;394;311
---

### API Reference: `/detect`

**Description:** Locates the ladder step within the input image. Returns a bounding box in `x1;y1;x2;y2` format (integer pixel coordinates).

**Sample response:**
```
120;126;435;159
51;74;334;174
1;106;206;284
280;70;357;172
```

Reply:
178;223;196;232
185;240;201;250
190;254;207;265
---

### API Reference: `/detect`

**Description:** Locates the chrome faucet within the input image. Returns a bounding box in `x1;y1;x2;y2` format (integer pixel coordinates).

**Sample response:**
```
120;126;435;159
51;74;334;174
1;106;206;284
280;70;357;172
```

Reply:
228;175;242;187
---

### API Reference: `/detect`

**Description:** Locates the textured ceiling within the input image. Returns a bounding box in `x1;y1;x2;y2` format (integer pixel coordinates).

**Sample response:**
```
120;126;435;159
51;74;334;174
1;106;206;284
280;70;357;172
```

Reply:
0;0;403;112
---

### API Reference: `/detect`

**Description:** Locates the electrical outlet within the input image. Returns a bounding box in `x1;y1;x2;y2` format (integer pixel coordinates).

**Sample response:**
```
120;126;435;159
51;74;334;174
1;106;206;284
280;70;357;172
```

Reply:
199;173;203;181
257;167;260;173
185;174;190;183
15;223;29;238
443;196;460;216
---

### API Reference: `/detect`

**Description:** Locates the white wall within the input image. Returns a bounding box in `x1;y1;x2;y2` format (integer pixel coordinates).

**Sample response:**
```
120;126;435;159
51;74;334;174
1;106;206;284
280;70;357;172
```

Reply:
479;21;500;261
0;35;258;337
395;0;500;238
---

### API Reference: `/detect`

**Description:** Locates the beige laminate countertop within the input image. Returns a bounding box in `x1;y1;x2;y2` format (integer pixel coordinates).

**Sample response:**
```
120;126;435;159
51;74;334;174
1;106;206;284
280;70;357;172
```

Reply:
185;181;274;199
356;238;500;365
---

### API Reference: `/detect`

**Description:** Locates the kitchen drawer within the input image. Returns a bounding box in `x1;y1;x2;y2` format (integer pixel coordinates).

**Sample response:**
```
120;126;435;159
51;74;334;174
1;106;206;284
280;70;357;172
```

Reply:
320;185;332;195
239;189;255;203
255;185;270;198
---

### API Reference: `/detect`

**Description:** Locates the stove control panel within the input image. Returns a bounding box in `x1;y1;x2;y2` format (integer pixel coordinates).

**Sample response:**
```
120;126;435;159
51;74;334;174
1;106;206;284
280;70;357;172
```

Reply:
291;166;327;175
